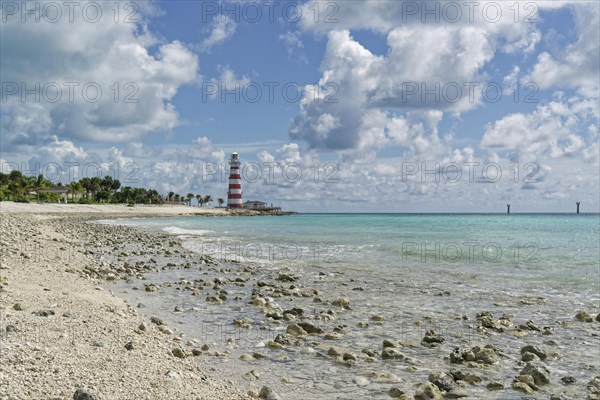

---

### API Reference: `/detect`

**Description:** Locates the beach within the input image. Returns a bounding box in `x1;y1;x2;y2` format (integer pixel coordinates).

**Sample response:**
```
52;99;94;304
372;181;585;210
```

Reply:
1;204;599;400
0;203;250;400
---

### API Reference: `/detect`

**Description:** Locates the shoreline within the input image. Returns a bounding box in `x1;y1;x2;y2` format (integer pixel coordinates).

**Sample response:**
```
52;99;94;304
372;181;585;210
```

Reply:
0;205;251;399
1;204;599;400
0;201;297;217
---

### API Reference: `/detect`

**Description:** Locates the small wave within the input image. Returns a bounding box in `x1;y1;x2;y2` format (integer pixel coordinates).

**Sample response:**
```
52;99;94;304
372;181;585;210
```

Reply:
162;226;214;236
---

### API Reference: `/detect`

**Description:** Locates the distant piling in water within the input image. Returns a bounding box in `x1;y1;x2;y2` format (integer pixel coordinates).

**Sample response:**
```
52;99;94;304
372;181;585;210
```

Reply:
507;204;510;214
576;202;580;214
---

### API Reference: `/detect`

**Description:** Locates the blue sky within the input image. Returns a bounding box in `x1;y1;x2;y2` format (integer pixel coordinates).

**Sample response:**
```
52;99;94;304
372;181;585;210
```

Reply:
1;1;598;212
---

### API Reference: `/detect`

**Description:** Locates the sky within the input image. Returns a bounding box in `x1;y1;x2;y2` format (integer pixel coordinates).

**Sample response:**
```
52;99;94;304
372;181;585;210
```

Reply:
1;0;599;212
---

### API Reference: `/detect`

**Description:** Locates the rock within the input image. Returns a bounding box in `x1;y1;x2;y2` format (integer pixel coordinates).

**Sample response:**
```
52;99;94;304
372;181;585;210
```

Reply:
414;382;443;400
421;330;444;346
388;388;409;398
174;305;183;312
560;376;576;385
486;381;505;390
124;341;134;351
597;313;600;322
515;374;538;390
448;370;466;381
150;316;164;325
461;374;481;384
383;339;397;348
575;311;594;322
157;326;172;335
588;377;600;393
512;382;533;394
382;348;406;360
353;376;370;386
521;352;540;362
324;332;342;340
277;273;297;282
332;297;350;309
192;348;202;356
475;347;496;365
371;314;385;321
73;388;97;400
297;322;323;334
171;346;186;359
520;345;547;360
258;386;281;400
286;323;308;336
138;322;147;332
244;370;260;380
449;348;464;364
343;352;357;361
33;309;55;317
13;303;26;311
520;362;550;385
201;344;210;351
428;371;455;392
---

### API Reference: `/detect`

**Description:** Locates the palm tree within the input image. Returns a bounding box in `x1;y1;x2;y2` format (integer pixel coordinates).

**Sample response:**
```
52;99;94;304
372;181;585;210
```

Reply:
217;198;224;208
195;194;202;207
89;177;101;200
203;194;212;207
68;181;83;202
168;191;174;202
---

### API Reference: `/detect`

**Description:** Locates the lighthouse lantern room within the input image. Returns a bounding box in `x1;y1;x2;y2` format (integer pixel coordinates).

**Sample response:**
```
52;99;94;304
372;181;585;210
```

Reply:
227;152;242;208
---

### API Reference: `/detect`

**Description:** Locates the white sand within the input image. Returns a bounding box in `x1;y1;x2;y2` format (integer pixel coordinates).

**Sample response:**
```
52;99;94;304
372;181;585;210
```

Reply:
0;202;230;216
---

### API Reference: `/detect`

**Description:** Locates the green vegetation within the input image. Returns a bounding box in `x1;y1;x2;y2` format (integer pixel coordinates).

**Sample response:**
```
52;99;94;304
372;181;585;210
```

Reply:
0;171;217;206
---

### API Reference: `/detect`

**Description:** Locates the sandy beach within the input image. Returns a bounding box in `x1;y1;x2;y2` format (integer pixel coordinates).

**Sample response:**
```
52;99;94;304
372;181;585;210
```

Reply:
0;203;251;400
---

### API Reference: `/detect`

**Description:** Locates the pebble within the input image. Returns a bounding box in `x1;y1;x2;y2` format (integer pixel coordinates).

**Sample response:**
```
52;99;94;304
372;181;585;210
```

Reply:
575;311;594;322
73;388;97;400
171;346;186;358
520;362;550;385
428;371;455;392
414;381;443;400
258;386;281;400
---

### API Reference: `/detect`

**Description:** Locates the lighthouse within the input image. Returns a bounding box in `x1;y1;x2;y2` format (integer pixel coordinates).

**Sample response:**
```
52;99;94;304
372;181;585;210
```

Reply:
227;152;242;208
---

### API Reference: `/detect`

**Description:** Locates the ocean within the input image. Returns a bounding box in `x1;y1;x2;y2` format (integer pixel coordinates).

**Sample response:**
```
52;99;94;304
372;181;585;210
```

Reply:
100;213;600;399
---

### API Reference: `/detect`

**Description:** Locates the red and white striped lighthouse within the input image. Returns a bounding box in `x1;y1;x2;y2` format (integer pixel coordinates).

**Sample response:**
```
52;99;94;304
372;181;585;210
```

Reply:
227;152;242;208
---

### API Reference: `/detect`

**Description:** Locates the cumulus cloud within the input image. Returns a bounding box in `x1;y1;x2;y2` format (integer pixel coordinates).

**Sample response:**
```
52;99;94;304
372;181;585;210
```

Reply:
527;3;599;98
0;1;199;151
481;96;598;161
199;15;237;51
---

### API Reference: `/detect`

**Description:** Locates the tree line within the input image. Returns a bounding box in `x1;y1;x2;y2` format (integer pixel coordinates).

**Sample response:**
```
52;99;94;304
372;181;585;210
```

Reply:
0;170;225;206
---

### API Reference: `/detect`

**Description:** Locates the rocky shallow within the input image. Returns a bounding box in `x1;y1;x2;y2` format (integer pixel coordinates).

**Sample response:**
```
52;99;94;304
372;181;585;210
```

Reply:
1;211;599;400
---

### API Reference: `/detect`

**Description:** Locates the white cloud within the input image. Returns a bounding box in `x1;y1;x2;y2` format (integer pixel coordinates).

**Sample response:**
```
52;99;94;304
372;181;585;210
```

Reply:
527;3;599;98
278;31;308;64
199;15;237;51
1;1;199;151
481;96;598;162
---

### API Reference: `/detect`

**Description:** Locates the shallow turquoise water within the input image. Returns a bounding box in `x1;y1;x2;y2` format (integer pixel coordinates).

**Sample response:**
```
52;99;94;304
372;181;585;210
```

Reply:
103;213;600;399
107;213;600;295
